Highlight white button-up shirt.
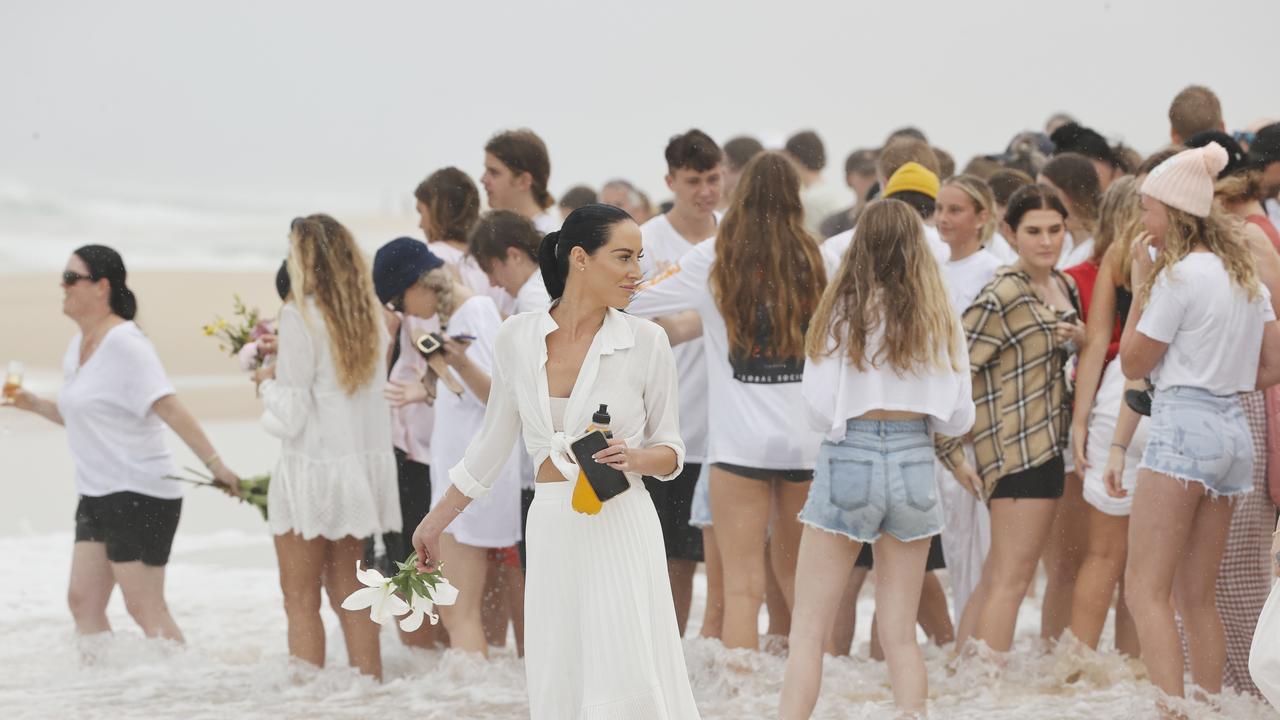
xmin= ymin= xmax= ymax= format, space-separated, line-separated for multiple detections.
xmin=450 ymin=306 xmax=685 ymax=499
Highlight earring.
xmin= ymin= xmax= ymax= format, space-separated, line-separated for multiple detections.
xmin=579 ymin=266 xmax=586 ymax=272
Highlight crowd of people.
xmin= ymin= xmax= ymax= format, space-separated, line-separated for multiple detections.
xmin=8 ymin=83 xmax=1280 ymax=719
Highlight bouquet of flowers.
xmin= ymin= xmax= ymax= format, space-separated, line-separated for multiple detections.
xmin=166 ymin=467 xmax=270 ymax=521
xmin=342 ymin=553 xmax=458 ymax=631
xmin=203 ymin=295 xmax=275 ymax=371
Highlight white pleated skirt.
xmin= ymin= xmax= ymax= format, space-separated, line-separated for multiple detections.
xmin=524 ymin=478 xmax=701 ymax=720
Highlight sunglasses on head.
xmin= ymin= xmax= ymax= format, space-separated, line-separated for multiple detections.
xmin=62 ymin=271 xmax=95 ymax=285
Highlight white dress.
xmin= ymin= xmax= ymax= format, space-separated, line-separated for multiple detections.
xmin=260 ymin=298 xmax=399 ymax=539
xmin=429 ymin=295 xmax=523 ymax=548
xmin=449 ymin=308 xmax=700 ymax=719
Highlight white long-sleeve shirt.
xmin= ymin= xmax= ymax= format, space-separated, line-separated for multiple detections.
xmin=449 ymin=307 xmax=685 ymax=499
xmin=802 ymin=318 xmax=976 ymax=442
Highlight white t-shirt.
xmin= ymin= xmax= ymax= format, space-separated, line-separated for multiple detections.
xmin=431 ymin=295 xmax=522 ymax=547
xmin=803 ymin=317 xmax=974 ymax=441
xmin=532 ymin=212 xmax=561 ymax=236
xmin=943 ymin=249 xmax=1003 ymax=315
xmin=1059 ymin=233 xmax=1094 ymax=269
xmin=628 ymin=237 xmax=824 ymax=470
xmin=801 ymin=181 xmax=850 ymax=235
xmin=1137 ymin=252 xmax=1275 ymax=395
xmin=57 ymin=322 xmax=180 ymax=499
xmin=986 ymin=231 xmax=1019 ymax=265
xmin=639 ymin=213 xmax=711 ymax=463
xmin=429 ymin=241 xmax=516 ymax=317
xmin=515 ymin=271 xmax=551 ymax=314
xmin=824 ymin=224 xmax=950 ymax=269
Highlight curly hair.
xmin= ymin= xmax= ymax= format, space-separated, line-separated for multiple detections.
xmin=1141 ymin=204 xmax=1260 ymax=307
xmin=807 ymin=199 xmax=962 ymax=373
xmin=417 ymin=267 xmax=460 ymax=327
xmin=287 ymin=214 xmax=382 ymax=394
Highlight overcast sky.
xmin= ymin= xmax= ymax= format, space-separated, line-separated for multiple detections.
xmin=2 ymin=0 xmax=1276 ymax=213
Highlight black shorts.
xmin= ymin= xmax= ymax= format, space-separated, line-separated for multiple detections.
xmin=712 ymin=462 xmax=814 ymax=483
xmin=854 ymin=534 xmax=946 ymax=571
xmin=989 ymin=455 xmax=1066 ymax=502
xmin=643 ymin=463 xmax=705 ymax=563
xmin=75 ymin=492 xmax=182 ymax=567
xmin=380 ymin=449 xmax=432 ymax=564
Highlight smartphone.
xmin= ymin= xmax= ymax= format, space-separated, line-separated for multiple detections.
xmin=414 ymin=333 xmax=443 ymax=356
xmin=570 ymin=430 xmax=630 ymax=502
xmin=451 ymin=334 xmax=476 ymax=342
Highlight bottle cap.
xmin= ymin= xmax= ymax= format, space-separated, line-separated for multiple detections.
xmin=593 ymin=403 xmax=610 ymax=425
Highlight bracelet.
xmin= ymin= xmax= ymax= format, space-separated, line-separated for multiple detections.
xmin=203 ymin=452 xmax=221 ymax=469
xmin=1111 ymin=443 xmax=1127 ymax=451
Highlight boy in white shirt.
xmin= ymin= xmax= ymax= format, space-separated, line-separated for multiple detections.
xmin=638 ymin=128 xmax=723 ymax=635
xmin=482 ymin=129 xmax=561 ymax=235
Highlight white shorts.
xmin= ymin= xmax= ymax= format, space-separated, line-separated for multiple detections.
xmin=1082 ymin=360 xmax=1149 ymax=516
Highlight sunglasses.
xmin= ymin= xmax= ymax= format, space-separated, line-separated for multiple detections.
xmin=62 ymin=271 xmax=95 ymax=286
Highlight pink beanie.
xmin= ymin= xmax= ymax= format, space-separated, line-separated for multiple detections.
xmin=1140 ymin=142 xmax=1228 ymax=218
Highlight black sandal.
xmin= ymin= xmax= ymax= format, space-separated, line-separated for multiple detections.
xmin=1124 ymin=383 xmax=1153 ymax=417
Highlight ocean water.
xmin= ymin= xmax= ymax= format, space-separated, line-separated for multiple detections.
xmin=0 ymin=178 xmax=412 ymax=273
xmin=1 ymin=525 xmax=1275 ymax=720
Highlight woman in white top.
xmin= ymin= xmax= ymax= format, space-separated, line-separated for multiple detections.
xmin=413 ymin=204 xmax=699 ymax=719
xmin=627 ymin=152 xmax=829 ymax=651
xmin=8 ymin=246 xmax=240 ymax=642
xmin=1120 ymin=144 xmax=1279 ymax=705
xmin=933 ymin=175 xmax=1003 ymax=628
xmin=780 ymin=200 xmax=974 ymax=719
xmin=415 ymin=167 xmax=519 ymax=316
xmin=253 ymin=215 xmax=399 ymax=680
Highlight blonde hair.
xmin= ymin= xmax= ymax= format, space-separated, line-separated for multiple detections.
xmin=940 ymin=174 xmax=996 ymax=245
xmin=287 ymin=215 xmax=382 ymax=394
xmin=1094 ymin=176 xmax=1143 ymax=283
xmin=417 ymin=267 xmax=460 ymax=327
xmin=1215 ymin=169 xmax=1267 ymax=206
xmin=1140 ymin=203 xmax=1260 ymax=307
xmin=711 ymin=152 xmax=826 ymax=362
xmin=807 ymin=199 xmax=962 ymax=373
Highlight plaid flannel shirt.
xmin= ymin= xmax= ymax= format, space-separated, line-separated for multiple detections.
xmin=936 ymin=267 xmax=1079 ymax=499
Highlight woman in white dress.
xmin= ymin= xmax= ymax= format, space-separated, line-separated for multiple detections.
xmin=413 ymin=204 xmax=700 ymax=719
xmin=254 ymin=215 xmax=399 ymax=680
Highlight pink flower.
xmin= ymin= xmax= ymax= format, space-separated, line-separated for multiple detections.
xmin=250 ymin=320 xmax=276 ymax=341
xmin=237 ymin=341 xmax=261 ymax=372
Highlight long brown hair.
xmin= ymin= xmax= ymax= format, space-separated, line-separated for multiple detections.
xmin=710 ymin=152 xmax=826 ymax=361
xmin=414 ymin=167 xmax=481 ymax=243
xmin=807 ymin=199 xmax=961 ymax=372
xmin=287 ymin=214 xmax=382 ymax=394
xmin=1140 ymin=203 xmax=1259 ymax=306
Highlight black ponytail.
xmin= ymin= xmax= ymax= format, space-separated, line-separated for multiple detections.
xmin=73 ymin=244 xmax=138 ymax=320
xmin=536 ymin=203 xmax=633 ymax=300
xmin=538 ymin=230 xmax=565 ymax=299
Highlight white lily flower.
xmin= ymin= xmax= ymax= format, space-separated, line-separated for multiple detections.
xmin=431 ymin=576 xmax=460 ymax=607
xmin=399 ymin=591 xmax=439 ymax=633
xmin=341 ymin=562 xmax=409 ymax=625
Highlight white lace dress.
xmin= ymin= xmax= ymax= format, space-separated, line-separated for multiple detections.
xmin=259 ymin=299 xmax=399 ymax=539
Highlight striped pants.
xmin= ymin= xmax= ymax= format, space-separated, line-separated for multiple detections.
xmin=1217 ymin=390 xmax=1274 ymax=697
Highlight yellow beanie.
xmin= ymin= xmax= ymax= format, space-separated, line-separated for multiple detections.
xmin=883 ymin=161 xmax=940 ymax=200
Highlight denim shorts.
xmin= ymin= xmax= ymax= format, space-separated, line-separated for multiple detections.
xmin=1139 ymin=385 xmax=1254 ymax=498
xmin=799 ymin=418 xmax=943 ymax=543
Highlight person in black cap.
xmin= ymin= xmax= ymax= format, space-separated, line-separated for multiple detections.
xmin=370 ymin=237 xmax=448 ymax=648
xmin=376 ymin=235 xmax=527 ymax=660
xmin=1050 ymin=122 xmax=1123 ymax=190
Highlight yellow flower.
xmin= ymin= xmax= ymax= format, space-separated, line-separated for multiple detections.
xmin=203 ymin=324 xmax=215 ymax=336
xmin=216 ymin=318 xmax=230 ymax=330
